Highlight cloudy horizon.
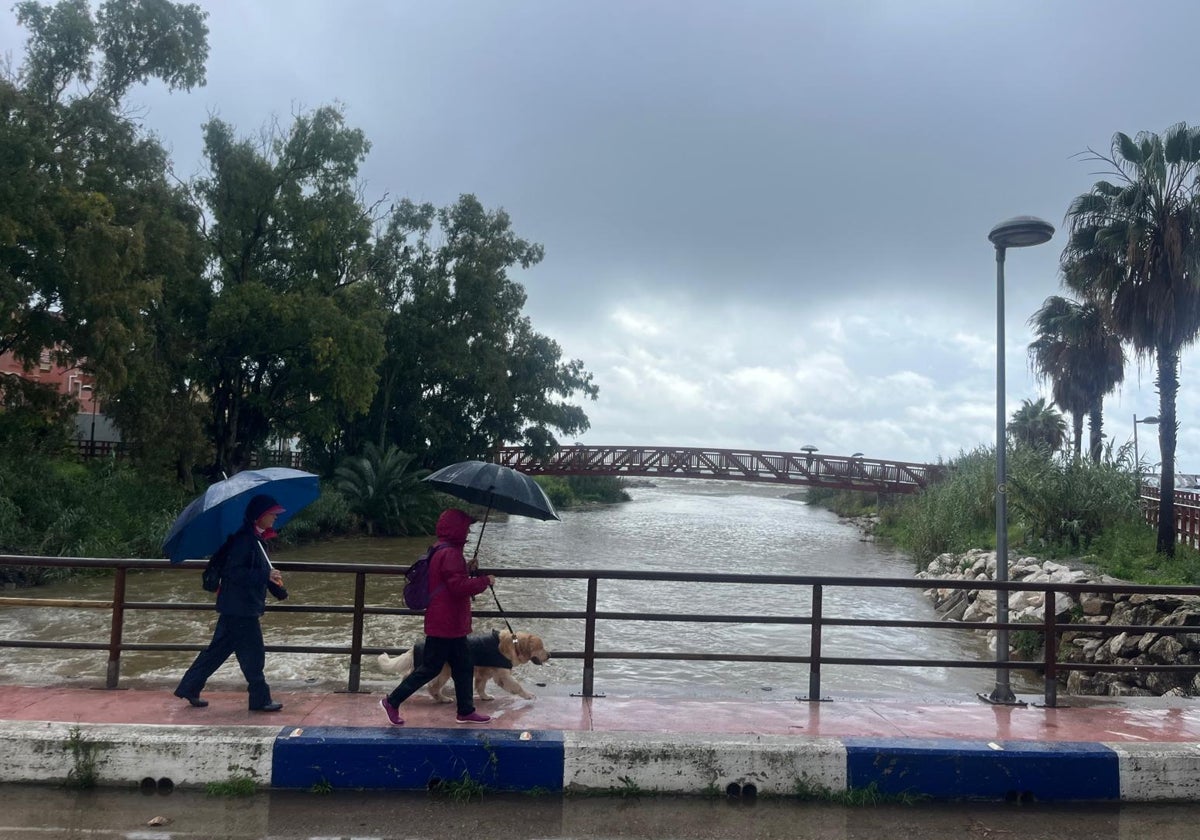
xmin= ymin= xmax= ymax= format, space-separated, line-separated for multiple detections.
xmin=4 ymin=0 xmax=1198 ymax=469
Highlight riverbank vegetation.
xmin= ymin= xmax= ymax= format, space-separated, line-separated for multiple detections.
xmin=0 ymin=1 xmax=622 ymax=581
xmin=1 ymin=2 xmax=596 ymax=488
xmin=807 ymin=444 xmax=1200 ymax=585
xmin=0 ymin=441 xmax=627 ymax=585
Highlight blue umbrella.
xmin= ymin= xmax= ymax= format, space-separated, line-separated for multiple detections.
xmin=163 ymin=468 xmax=320 ymax=563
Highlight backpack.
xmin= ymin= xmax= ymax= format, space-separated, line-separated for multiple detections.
xmin=403 ymin=543 xmax=448 ymax=610
xmin=201 ymin=533 xmax=237 ymax=593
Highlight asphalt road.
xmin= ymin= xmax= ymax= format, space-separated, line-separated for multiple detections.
xmin=1 ymin=786 xmax=1199 ymax=839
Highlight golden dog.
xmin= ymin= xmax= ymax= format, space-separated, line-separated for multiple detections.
xmin=377 ymin=629 xmax=549 ymax=701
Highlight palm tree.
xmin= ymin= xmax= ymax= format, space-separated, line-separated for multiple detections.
xmin=334 ymin=443 xmax=440 ymax=536
xmin=1062 ymin=123 xmax=1200 ymax=555
xmin=1008 ymin=397 xmax=1067 ymax=454
xmin=1027 ymin=294 xmax=1125 ymax=463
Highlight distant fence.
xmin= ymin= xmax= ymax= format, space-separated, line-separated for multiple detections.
xmin=1139 ymin=486 xmax=1200 ymax=549
xmin=75 ymin=441 xmax=303 ymax=470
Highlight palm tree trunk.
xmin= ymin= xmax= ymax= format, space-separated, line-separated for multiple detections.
xmin=1155 ymin=346 xmax=1179 ymax=556
xmin=1087 ymin=403 xmax=1103 ymax=463
xmin=1072 ymin=412 xmax=1084 ymax=460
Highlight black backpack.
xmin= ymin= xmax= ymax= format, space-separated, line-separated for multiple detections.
xmin=403 ymin=543 xmax=448 ymax=610
xmin=201 ymin=533 xmax=237 ymax=593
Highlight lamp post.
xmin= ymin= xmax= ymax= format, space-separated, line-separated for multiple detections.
xmin=1133 ymin=414 xmax=1160 ymax=483
xmin=985 ymin=215 xmax=1054 ymax=705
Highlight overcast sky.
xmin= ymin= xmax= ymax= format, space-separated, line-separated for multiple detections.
xmin=6 ymin=0 xmax=1200 ymax=469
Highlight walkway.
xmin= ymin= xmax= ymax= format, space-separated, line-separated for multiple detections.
xmin=2 ymin=683 xmax=1199 ymax=801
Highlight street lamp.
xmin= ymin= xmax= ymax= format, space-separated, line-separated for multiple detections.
xmin=985 ymin=215 xmax=1054 ymax=705
xmin=1133 ymin=414 xmax=1160 ymax=481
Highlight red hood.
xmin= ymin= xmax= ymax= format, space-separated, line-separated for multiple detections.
xmin=434 ymin=509 xmax=473 ymax=546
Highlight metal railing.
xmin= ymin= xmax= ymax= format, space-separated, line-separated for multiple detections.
xmin=2 ymin=554 xmax=1198 ymax=706
xmin=1139 ymin=486 xmax=1200 ymax=549
xmin=492 ymin=444 xmax=943 ymax=494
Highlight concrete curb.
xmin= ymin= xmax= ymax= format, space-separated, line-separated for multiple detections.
xmin=3 ymin=720 xmax=1199 ymax=801
xmin=0 ymin=721 xmax=275 ymax=789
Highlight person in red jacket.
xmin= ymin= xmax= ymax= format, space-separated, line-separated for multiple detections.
xmin=380 ymin=508 xmax=495 ymax=725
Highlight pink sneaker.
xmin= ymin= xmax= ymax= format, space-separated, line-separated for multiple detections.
xmin=456 ymin=710 xmax=491 ymax=724
xmin=380 ymin=697 xmax=404 ymax=726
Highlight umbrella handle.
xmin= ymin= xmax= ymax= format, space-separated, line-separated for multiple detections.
xmin=469 ymin=503 xmax=493 ymax=570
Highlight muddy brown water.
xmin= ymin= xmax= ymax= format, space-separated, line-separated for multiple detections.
xmin=0 ymin=479 xmax=1037 ymax=698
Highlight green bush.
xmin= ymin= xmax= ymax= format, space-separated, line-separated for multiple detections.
xmin=877 ymin=447 xmax=997 ymax=562
xmin=277 ymin=486 xmax=357 ymax=545
xmin=1006 ymin=447 xmax=1139 ymax=554
xmin=533 ymin=476 xmax=572 ymax=509
xmin=1083 ymin=519 xmax=1200 ymax=584
xmin=0 ymin=454 xmax=189 ymax=583
xmin=567 ymin=475 xmax=630 ymax=504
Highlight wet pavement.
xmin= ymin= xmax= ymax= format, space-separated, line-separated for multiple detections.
xmin=2 ymin=682 xmax=1199 ymax=744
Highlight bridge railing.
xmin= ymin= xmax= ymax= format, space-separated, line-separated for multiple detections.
xmin=3 ymin=555 xmax=1198 ymax=706
xmin=493 ymin=445 xmax=944 ymax=493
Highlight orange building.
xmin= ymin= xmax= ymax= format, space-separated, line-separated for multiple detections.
xmin=0 ymin=348 xmax=98 ymax=413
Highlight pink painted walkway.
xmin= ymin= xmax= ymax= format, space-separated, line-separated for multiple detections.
xmin=3 ymin=683 xmax=1199 ymax=744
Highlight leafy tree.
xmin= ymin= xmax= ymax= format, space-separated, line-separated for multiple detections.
xmin=1028 ymin=294 xmax=1125 ymax=462
xmin=334 ymin=443 xmax=439 ymax=535
xmin=0 ymin=376 xmax=76 ymax=455
xmin=1 ymin=0 xmax=208 ymax=390
xmin=1063 ymin=124 xmax=1200 ymax=555
xmin=194 ymin=107 xmax=386 ymax=475
xmin=1008 ymin=397 xmax=1066 ymax=454
xmin=352 ymin=195 xmax=598 ymax=468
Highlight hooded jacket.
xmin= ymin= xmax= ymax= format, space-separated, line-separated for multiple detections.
xmin=215 ymin=495 xmax=288 ymax=617
xmin=424 ymin=509 xmax=491 ymax=638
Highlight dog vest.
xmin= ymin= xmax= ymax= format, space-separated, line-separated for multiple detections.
xmin=412 ymin=630 xmax=514 ymax=670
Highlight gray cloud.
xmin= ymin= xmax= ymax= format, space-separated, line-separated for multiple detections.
xmin=4 ymin=0 xmax=1198 ymax=466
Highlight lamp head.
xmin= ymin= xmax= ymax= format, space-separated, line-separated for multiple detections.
xmin=988 ymin=216 xmax=1055 ymax=249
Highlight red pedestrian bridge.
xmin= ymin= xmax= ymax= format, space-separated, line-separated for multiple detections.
xmin=492 ymin=445 xmax=944 ymax=494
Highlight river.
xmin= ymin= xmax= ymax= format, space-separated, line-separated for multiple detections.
xmin=0 ymin=479 xmax=1035 ymax=698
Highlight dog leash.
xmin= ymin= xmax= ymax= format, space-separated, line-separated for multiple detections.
xmin=488 ymin=584 xmax=517 ymax=639
xmin=469 ymin=544 xmax=517 ymax=639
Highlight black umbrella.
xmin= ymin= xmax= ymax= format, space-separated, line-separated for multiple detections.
xmin=424 ymin=460 xmax=559 ymax=522
xmin=424 ymin=459 xmax=558 ymax=572
xmin=423 ymin=460 xmax=559 ymax=635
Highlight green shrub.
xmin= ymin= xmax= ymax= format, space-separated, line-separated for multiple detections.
xmin=278 ymin=485 xmax=357 ymax=545
xmin=1006 ymin=447 xmax=1139 ymax=554
xmin=877 ymin=447 xmax=997 ymax=562
xmin=533 ymin=475 xmax=572 ymax=509
xmin=566 ymin=475 xmax=630 ymax=504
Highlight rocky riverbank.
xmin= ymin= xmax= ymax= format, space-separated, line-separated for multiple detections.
xmin=917 ymin=549 xmax=1200 ymax=697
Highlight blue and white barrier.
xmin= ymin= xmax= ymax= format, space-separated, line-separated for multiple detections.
xmin=3 ymin=721 xmax=1199 ymax=801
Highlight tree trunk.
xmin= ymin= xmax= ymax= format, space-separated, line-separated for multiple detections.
xmin=1087 ymin=403 xmax=1103 ymax=464
xmin=1155 ymin=346 xmax=1179 ymax=556
xmin=1072 ymin=412 xmax=1084 ymax=460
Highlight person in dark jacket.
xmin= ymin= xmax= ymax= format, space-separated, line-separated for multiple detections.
xmin=380 ymin=508 xmax=495 ymax=725
xmin=174 ymin=494 xmax=289 ymax=711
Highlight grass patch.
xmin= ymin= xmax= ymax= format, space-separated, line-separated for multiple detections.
xmin=205 ymin=776 xmax=258 ymax=797
xmin=63 ymin=727 xmax=100 ymax=790
xmin=794 ymin=778 xmax=925 ymax=805
xmin=435 ymin=772 xmax=489 ymax=803
xmin=607 ymin=775 xmax=644 ymax=798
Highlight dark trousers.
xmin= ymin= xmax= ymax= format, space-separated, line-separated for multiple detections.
xmin=387 ymin=635 xmax=475 ymax=716
xmin=176 ymin=614 xmax=272 ymax=709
